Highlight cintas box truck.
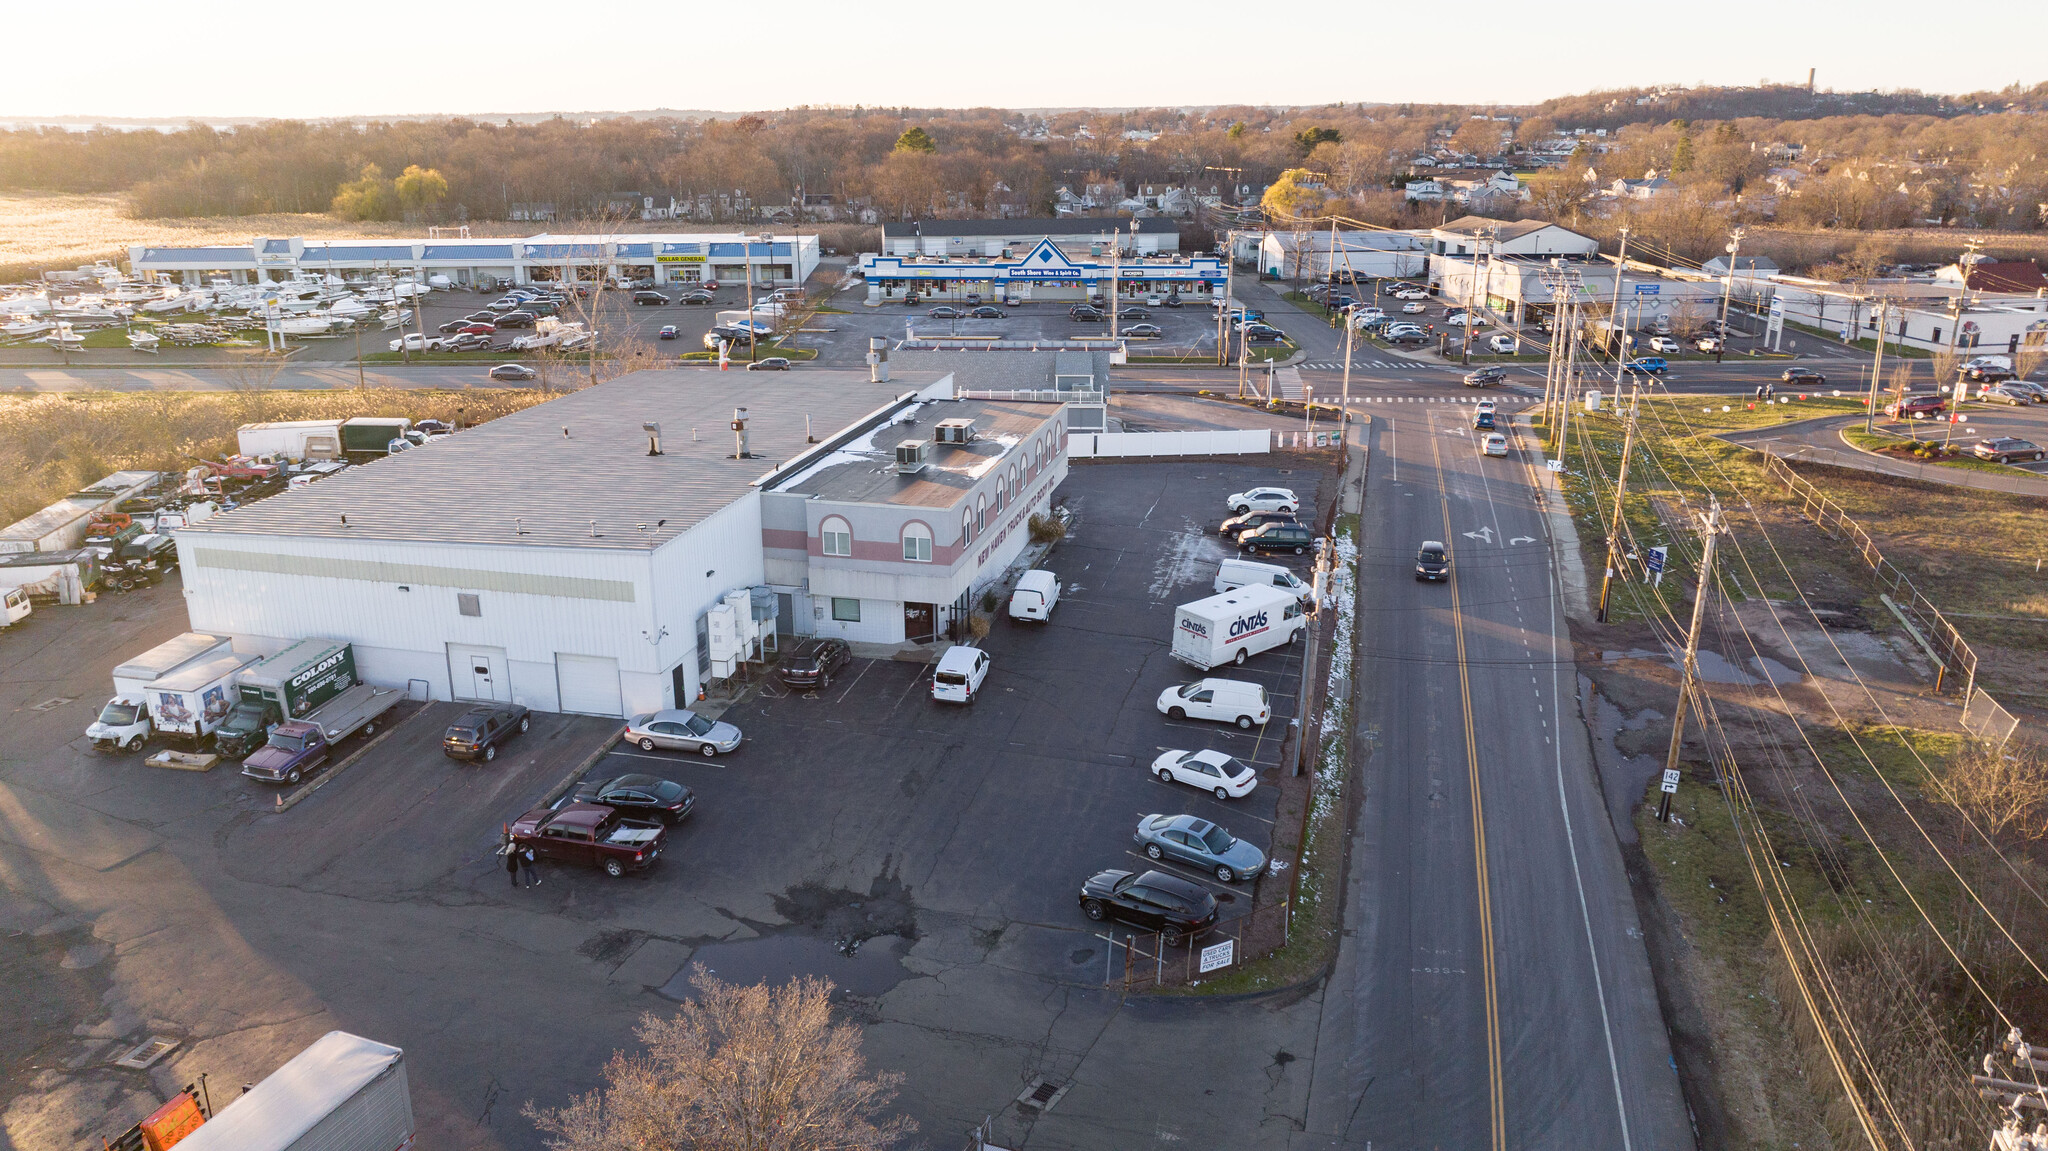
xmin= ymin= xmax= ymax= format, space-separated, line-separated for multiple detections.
xmin=1170 ymin=583 xmax=1307 ymax=670
xmin=213 ymin=639 xmax=357 ymax=759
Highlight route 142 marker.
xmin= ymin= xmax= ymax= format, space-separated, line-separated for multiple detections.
xmin=1656 ymin=768 xmax=1682 ymax=822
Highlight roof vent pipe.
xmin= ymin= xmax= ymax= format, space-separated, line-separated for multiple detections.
xmin=644 ymin=421 xmax=663 ymax=456
xmin=588 ymin=520 xmax=600 ymax=537
xmin=732 ymin=407 xmax=751 ymax=459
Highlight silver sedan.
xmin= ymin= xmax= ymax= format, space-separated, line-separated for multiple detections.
xmin=623 ymin=709 xmax=742 ymax=757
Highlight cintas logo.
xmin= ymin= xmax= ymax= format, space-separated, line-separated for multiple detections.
xmin=1228 ymin=611 xmax=1269 ymax=638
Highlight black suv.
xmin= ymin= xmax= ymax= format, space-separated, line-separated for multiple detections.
xmin=632 ymin=291 xmax=670 ymax=305
xmin=442 ymin=704 xmax=531 ymax=762
xmin=496 ymin=311 xmax=537 ymax=328
xmin=777 ymin=638 xmax=852 ymax=689
xmin=1239 ymin=523 xmax=1314 ymax=555
xmin=571 ymin=773 xmax=697 ymax=823
xmin=1079 ymin=869 xmax=1218 ymax=945
xmin=1219 ymin=509 xmax=1296 ymax=540
xmin=1069 ymin=305 xmax=1105 ymax=321
xmin=1416 ymin=540 xmax=1449 ymax=582
xmin=1781 ymin=367 xmax=1826 ymax=386
xmin=1464 ymin=366 xmax=1505 ymax=387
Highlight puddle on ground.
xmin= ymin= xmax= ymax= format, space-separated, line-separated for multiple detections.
xmin=1751 ymin=655 xmax=1807 ymax=686
xmin=1602 ymin=647 xmax=1805 ymax=687
xmin=658 ymin=933 xmax=913 ymax=1000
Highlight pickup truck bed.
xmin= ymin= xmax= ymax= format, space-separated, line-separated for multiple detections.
xmin=307 ymin=683 xmax=400 ymax=741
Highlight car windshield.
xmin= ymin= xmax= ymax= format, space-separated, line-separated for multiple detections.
xmin=98 ymin=701 xmax=139 ymax=725
xmin=1177 ymin=682 xmax=1202 ymax=699
xmin=1200 ymin=826 xmax=1236 ymax=854
xmin=1422 ymin=548 xmax=1445 ymax=562
xmin=683 ymin=714 xmax=715 ymax=736
xmin=268 ymin=733 xmax=306 ymax=752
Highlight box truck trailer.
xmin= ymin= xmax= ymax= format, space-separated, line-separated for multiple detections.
xmin=237 ymin=420 xmax=343 ymax=462
xmin=87 ymin=632 xmax=233 ymax=752
xmin=148 ymin=649 xmax=264 ymax=745
xmin=214 ymin=639 xmax=357 ymax=759
xmin=172 ymin=1031 xmax=412 ymax=1151
xmin=0 ymin=548 xmax=99 ymax=603
xmin=1170 ymin=583 xmax=1306 ymax=670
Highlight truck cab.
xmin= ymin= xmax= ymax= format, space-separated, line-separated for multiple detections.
xmin=240 ymin=720 xmax=329 ymax=785
xmin=212 ymin=697 xmax=283 ymax=759
xmin=86 ymin=696 xmax=151 ymax=752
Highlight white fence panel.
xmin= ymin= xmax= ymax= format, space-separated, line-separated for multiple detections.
xmin=1066 ymin=430 xmax=1272 ymax=459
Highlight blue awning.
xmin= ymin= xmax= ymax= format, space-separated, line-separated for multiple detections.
xmin=421 ymin=244 xmax=516 ymax=260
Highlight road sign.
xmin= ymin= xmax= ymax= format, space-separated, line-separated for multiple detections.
xmin=1547 ymin=459 xmax=1565 ymax=472
xmin=1199 ymin=939 xmax=1236 ymax=974
xmin=1633 ymin=283 xmax=1661 ymax=296
xmin=1646 ymin=546 xmax=1668 ymax=573
xmin=1660 ymin=769 xmax=1682 ymax=794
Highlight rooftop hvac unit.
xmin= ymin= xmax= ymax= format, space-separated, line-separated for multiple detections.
xmin=934 ymin=418 xmax=978 ymax=444
xmin=896 ymin=439 xmax=932 ymax=474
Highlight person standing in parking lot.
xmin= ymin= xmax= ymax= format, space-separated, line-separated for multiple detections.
xmin=503 ymin=839 xmax=520 ymax=887
xmin=519 ymin=843 xmax=540 ymax=887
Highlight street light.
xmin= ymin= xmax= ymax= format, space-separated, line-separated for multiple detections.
xmin=1714 ymin=228 xmax=1744 ymax=364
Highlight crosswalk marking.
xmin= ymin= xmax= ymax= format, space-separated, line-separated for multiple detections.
xmin=1342 ymin=396 xmax=1534 ymax=405
xmin=1300 ymin=360 xmax=1438 ymax=370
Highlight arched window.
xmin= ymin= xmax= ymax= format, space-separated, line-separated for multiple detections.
xmin=976 ymin=495 xmax=987 ymax=533
xmin=820 ymin=516 xmax=852 ymax=557
xmin=902 ymin=522 xmax=932 ymax=562
xmin=961 ymin=507 xmax=974 ymax=545
xmin=1010 ymin=464 xmax=1020 ymax=498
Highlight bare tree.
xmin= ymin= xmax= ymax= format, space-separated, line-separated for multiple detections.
xmin=524 ymin=968 xmax=914 ymax=1151
xmin=2016 ymin=335 xmax=2047 ymax=382
xmin=1669 ymin=297 xmax=1708 ymax=340
xmin=1942 ymin=741 xmax=2048 ymax=841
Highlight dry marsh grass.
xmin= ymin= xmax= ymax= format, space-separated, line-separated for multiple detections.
xmin=0 ymin=388 xmax=559 ymax=523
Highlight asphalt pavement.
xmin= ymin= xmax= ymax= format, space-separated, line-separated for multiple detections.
xmin=1302 ymin=402 xmax=1690 ymax=1149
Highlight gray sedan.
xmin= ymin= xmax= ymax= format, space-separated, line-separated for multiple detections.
xmin=1134 ymin=813 xmax=1266 ymax=883
xmin=624 ymin=709 xmax=742 ymax=757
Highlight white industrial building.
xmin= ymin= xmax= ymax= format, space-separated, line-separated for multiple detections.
xmin=1258 ymin=231 xmax=1429 ymax=282
xmin=881 ymin=218 xmax=1180 ymax=257
xmin=131 ymin=232 xmax=821 ymax=290
xmin=174 ymin=366 xmax=1075 ymax=718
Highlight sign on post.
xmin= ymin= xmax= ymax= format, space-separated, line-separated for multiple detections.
xmin=1198 ymin=939 xmax=1236 ymax=974
xmin=1646 ymin=546 xmax=1667 ymax=573
xmin=1660 ymin=768 xmax=1682 ymax=794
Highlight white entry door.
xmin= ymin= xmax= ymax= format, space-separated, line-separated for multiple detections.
xmin=555 ymin=653 xmax=623 ymax=717
xmin=448 ymin=644 xmax=512 ymax=702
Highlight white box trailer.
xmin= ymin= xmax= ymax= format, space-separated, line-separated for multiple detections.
xmin=148 ymin=648 xmax=263 ymax=743
xmin=1171 ymin=583 xmax=1306 ymax=670
xmin=0 ymin=548 xmax=98 ymax=603
xmin=0 ymin=470 xmax=160 ymax=555
xmin=238 ymin=420 xmax=343 ymax=462
xmin=176 ymin=1031 xmax=412 ymax=1151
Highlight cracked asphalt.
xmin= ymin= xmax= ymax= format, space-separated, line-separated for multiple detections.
xmin=2 ymin=459 xmax=1358 ymax=1151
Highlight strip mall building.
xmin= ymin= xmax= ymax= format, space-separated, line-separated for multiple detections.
xmin=859 ymin=238 xmax=1225 ymax=306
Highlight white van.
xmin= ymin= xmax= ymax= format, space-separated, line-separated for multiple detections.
xmin=1171 ymin=584 xmax=1306 ymax=670
xmin=1214 ymin=558 xmax=1312 ymax=605
xmin=932 ymin=646 xmax=990 ymax=704
xmin=1156 ymin=678 xmax=1271 ymax=729
xmin=0 ymin=585 xmax=29 ymax=628
xmin=1008 ymin=570 xmax=1060 ymax=622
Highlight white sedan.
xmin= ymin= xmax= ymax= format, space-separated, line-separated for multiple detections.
xmin=1393 ymin=288 xmax=1429 ymax=300
xmin=1225 ymin=487 xmax=1298 ymax=515
xmin=1151 ymin=749 xmax=1259 ymax=800
xmin=1401 ymin=301 xmax=1426 ymax=313
xmin=1481 ymin=432 xmax=1509 ymax=456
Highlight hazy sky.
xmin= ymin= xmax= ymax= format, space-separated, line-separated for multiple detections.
xmin=8 ymin=0 xmax=2045 ymax=121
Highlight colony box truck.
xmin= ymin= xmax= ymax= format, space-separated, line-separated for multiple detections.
xmin=173 ymin=1030 xmax=413 ymax=1151
xmin=87 ymin=632 xmax=232 ymax=752
xmin=213 ymin=639 xmax=357 ymax=759
xmin=1171 ymin=584 xmax=1306 ymax=670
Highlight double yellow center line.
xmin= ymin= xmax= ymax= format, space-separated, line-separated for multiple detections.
xmin=1430 ymin=417 xmax=1507 ymax=1151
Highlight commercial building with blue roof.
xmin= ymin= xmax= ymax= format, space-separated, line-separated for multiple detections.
xmin=130 ymin=231 xmax=820 ymax=289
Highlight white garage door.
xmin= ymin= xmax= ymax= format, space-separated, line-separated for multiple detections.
xmin=555 ymin=653 xmax=623 ymax=717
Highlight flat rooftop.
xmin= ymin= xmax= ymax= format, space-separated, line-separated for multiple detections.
xmin=767 ymin=398 xmax=1061 ymax=508
xmin=181 ymin=370 xmax=945 ymax=551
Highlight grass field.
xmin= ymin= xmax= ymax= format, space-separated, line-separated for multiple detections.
xmin=0 ymin=388 xmax=560 ymax=524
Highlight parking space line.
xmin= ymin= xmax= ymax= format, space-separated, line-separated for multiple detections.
xmin=1122 ymin=850 xmax=1254 ymax=895
xmin=831 ymin=657 xmax=881 ymax=704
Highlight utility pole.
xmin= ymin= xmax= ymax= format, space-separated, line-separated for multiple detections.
xmin=1864 ymin=300 xmax=1886 ymax=434
xmin=1596 ymin=386 xmax=1639 ymax=623
xmin=1340 ymin=305 xmax=1355 ymax=425
xmin=1714 ymin=227 xmax=1744 ymax=364
xmin=1658 ymin=502 xmax=1723 ymax=822
xmin=1975 ymin=1027 xmax=2048 ymax=1150
xmin=1217 ymin=228 xmax=1235 ymax=366
xmin=1606 ymin=225 xmax=1631 ymax=387
xmin=1108 ymin=228 xmax=1121 ymax=341
xmin=744 ymin=233 xmax=756 ymax=363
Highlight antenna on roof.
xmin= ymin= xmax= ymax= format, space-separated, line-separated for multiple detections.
xmin=588 ymin=520 xmax=600 ymax=537
xmin=514 ymin=517 xmax=528 ymax=535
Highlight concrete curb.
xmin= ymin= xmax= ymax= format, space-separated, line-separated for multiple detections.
xmin=536 ymin=726 xmax=628 ymax=809
xmin=272 ymin=706 xmax=417 ymax=813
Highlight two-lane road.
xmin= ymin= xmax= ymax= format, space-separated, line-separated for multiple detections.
xmin=1306 ymin=402 xmax=1688 ymax=1149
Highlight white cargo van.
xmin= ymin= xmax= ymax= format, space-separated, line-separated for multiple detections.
xmin=1171 ymin=584 xmax=1306 ymax=670
xmin=0 ymin=585 xmax=28 ymax=628
xmin=1214 ymin=558 xmax=1312 ymax=605
xmin=1156 ymin=679 xmax=1271 ymax=729
xmin=932 ymin=646 xmax=990 ymax=704
xmin=1008 ymin=570 xmax=1060 ymax=622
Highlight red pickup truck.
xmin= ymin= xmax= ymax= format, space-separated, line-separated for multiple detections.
xmin=509 ymin=802 xmax=666 ymax=877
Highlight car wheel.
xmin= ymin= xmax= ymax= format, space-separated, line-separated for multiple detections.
xmin=820 ymin=674 xmax=832 ymax=689
xmin=1082 ymin=899 xmax=1106 ymax=921
xmin=1168 ymin=706 xmax=1186 ymax=719
xmin=1145 ymin=843 xmax=1165 ymax=861
xmin=701 ymin=743 xmax=718 ymax=758
xmin=2037 ymin=453 xmax=2044 ymax=462
xmin=1157 ymin=767 xmax=1175 ymax=784
xmin=484 ymin=745 xmax=496 ymax=762
xmin=1216 ymin=865 xmax=1237 ymax=883
xmin=286 ymin=768 xmax=302 ymax=785
xmin=1233 ymin=504 xmax=1250 ymax=515
xmin=1288 ymin=629 xmax=1300 ymax=646
xmin=1233 ymin=647 xmax=1248 ymax=666
xmin=518 ymin=716 xmax=530 ymax=733
xmin=639 ymin=737 xmax=657 ymax=752
xmin=1215 ymin=786 xmax=1230 ymax=800
xmin=604 ymin=858 xmax=625 ymax=878
xmin=1236 ymin=715 xmax=1255 ymax=730
xmin=363 ymin=722 xmax=375 ymax=736
xmin=124 ymin=735 xmax=145 ymax=752
xmin=1294 ymin=545 xmax=1306 ymax=555
xmin=1162 ymin=927 xmax=1184 ymax=947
